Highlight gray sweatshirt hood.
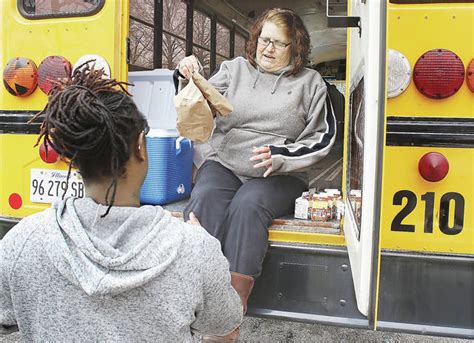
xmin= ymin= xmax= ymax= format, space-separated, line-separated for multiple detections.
xmin=44 ymin=197 xmax=183 ymax=296
xmin=253 ymin=63 xmax=293 ymax=94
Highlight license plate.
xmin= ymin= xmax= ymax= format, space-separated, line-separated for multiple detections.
xmin=30 ymin=169 xmax=85 ymax=203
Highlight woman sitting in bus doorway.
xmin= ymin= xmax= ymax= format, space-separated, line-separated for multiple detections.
xmin=178 ymin=7 xmax=336 ymax=340
xmin=0 ymin=67 xmax=243 ymax=341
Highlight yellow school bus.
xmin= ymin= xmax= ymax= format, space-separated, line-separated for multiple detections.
xmin=0 ymin=0 xmax=472 ymax=339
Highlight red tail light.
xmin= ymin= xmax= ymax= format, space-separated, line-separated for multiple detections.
xmin=467 ymin=59 xmax=474 ymax=92
xmin=413 ymin=49 xmax=464 ymax=99
xmin=39 ymin=140 xmax=59 ymax=163
xmin=38 ymin=56 xmax=72 ymax=94
xmin=418 ymin=152 xmax=449 ymax=182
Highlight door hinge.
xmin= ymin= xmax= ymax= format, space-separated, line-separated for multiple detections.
xmin=326 ymin=1 xmax=362 ymax=37
xmin=126 ymin=37 xmax=131 ymax=64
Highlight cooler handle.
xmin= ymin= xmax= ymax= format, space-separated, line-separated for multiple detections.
xmin=175 ymin=137 xmax=191 ymax=156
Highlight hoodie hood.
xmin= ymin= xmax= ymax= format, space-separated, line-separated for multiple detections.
xmin=253 ymin=63 xmax=293 ymax=94
xmin=44 ymin=197 xmax=183 ymax=296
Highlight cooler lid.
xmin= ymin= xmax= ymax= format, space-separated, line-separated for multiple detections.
xmin=147 ymin=128 xmax=179 ymax=137
xmin=128 ymin=69 xmax=177 ymax=131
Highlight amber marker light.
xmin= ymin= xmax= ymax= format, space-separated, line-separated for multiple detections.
xmin=466 ymin=59 xmax=474 ymax=92
xmin=2 ymin=57 xmax=38 ymax=97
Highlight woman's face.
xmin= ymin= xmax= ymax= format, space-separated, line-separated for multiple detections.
xmin=256 ymin=21 xmax=292 ymax=73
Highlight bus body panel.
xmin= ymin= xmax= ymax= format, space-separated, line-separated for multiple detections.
xmin=0 ymin=0 xmax=128 ymax=219
xmin=376 ymin=1 xmax=474 ymax=338
xmin=380 ymin=146 xmax=473 ymax=255
xmin=386 ymin=3 xmax=473 ymax=119
xmin=380 ymin=1 xmax=474 ymax=256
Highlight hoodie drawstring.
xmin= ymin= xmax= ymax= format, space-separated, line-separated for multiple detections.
xmin=271 ymin=70 xmax=287 ymax=94
xmin=252 ymin=65 xmax=261 ymax=89
xmin=252 ymin=64 xmax=289 ymax=94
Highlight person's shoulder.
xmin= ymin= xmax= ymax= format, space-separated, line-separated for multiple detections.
xmin=3 ymin=209 xmax=52 ymax=241
xmin=298 ymin=67 xmax=324 ymax=82
xmin=1 ymin=209 xmax=53 ymax=265
xmin=220 ymin=56 xmax=253 ymax=72
xmin=164 ymin=214 xmax=213 ymax=242
xmin=166 ymin=215 xmax=221 ymax=255
xmin=221 ymin=56 xmax=247 ymax=67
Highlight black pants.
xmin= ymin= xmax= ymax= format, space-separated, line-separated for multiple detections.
xmin=184 ymin=160 xmax=306 ymax=277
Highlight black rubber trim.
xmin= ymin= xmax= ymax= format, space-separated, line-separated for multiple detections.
xmin=17 ymin=0 xmax=105 ymax=20
xmin=386 ymin=116 xmax=474 ymax=147
xmin=0 ymin=110 xmax=43 ymax=134
xmin=368 ymin=0 xmax=387 ymax=329
xmin=0 ymin=217 xmax=20 ymax=240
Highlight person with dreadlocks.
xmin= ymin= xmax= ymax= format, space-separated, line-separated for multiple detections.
xmin=0 ymin=66 xmax=242 ymax=341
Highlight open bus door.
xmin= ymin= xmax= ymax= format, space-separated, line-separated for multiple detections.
xmin=340 ymin=0 xmax=386 ymax=319
xmin=0 ymin=0 xmax=129 ymax=234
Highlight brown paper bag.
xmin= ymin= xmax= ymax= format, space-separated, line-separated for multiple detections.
xmin=192 ymin=72 xmax=233 ymax=116
xmin=174 ymin=77 xmax=214 ymax=143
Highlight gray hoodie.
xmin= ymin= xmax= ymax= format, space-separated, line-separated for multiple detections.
xmin=0 ymin=197 xmax=242 ymax=341
xmin=204 ymin=57 xmax=336 ymax=182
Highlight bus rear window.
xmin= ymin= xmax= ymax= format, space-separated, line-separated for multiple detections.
xmin=19 ymin=0 xmax=104 ymax=19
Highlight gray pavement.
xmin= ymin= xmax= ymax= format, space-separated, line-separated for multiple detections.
xmin=237 ymin=317 xmax=470 ymax=342
xmin=2 ymin=317 xmax=470 ymax=342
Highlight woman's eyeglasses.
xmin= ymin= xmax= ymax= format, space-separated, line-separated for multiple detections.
xmin=258 ymin=36 xmax=291 ymax=50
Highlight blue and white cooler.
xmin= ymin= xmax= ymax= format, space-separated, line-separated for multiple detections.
xmin=128 ymin=69 xmax=193 ymax=205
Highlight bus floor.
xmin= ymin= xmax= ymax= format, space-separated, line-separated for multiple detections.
xmin=163 ymin=199 xmax=342 ymax=237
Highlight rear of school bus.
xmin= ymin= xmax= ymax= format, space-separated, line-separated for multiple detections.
xmin=247 ymin=0 xmax=473 ymax=338
xmin=376 ymin=1 xmax=474 ymax=338
xmin=0 ymin=0 xmax=128 ymax=237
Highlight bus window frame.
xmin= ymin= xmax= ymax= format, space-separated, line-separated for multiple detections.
xmin=17 ymin=0 xmax=105 ymax=20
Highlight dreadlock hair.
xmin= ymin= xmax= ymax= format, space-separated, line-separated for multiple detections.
xmin=31 ymin=64 xmax=149 ymax=217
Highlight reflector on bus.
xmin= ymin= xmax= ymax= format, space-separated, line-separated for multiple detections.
xmin=413 ymin=49 xmax=464 ymax=99
xmin=418 ymin=152 xmax=449 ymax=182
xmin=39 ymin=140 xmax=60 ymax=164
xmin=73 ymin=54 xmax=111 ymax=78
xmin=387 ymin=49 xmax=411 ymax=98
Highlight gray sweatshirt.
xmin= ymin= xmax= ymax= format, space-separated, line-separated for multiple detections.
xmin=205 ymin=57 xmax=336 ymax=182
xmin=0 ymin=197 xmax=242 ymax=341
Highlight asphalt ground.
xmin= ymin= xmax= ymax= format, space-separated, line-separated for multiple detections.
xmin=1 ymin=316 xmax=471 ymax=342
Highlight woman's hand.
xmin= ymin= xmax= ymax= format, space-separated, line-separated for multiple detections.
xmin=178 ymin=55 xmax=200 ymax=80
xmin=250 ymin=146 xmax=273 ymax=177
xmin=186 ymin=212 xmax=201 ymax=226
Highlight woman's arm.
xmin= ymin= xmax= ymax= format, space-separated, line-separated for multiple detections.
xmin=191 ymin=234 xmax=243 ymax=336
xmin=269 ymin=82 xmax=337 ymax=173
